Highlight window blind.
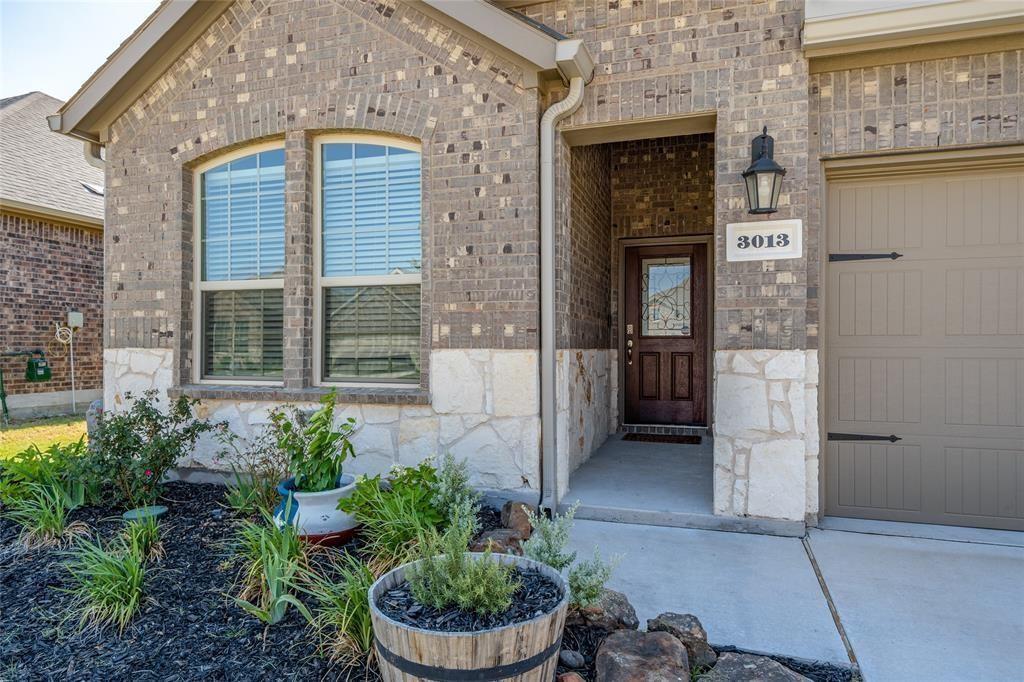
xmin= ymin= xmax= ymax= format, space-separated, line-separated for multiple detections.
xmin=323 ymin=285 xmax=420 ymax=380
xmin=203 ymin=289 xmax=283 ymax=379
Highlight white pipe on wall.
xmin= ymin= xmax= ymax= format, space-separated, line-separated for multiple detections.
xmin=539 ymin=76 xmax=585 ymax=511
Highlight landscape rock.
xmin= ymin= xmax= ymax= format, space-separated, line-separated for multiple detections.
xmin=595 ymin=630 xmax=689 ymax=681
xmin=559 ymin=648 xmax=585 ymax=669
xmin=501 ymin=500 xmax=535 ymax=538
xmin=702 ymin=653 xmax=811 ymax=681
xmin=568 ymin=588 xmax=639 ymax=633
xmin=647 ymin=612 xmax=718 ymax=669
xmin=468 ymin=528 xmax=523 ymax=555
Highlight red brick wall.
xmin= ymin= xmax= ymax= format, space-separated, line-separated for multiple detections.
xmin=0 ymin=212 xmax=103 ymax=397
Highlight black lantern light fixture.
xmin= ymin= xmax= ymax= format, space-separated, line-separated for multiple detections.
xmin=742 ymin=126 xmax=786 ymax=215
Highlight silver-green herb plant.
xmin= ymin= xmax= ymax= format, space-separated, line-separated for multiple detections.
xmin=521 ymin=501 xmax=579 ymax=571
xmin=567 ymin=548 xmax=621 ymax=608
xmin=431 ymin=453 xmax=481 ymax=527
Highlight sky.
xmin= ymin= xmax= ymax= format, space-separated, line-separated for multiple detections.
xmin=0 ymin=0 xmax=160 ymax=102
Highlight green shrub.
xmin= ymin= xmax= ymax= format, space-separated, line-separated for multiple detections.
xmin=62 ymin=534 xmax=147 ymax=633
xmin=215 ymin=425 xmax=292 ymax=516
xmin=339 ymin=461 xmax=443 ymax=575
xmin=407 ymin=515 xmax=518 ymax=616
xmin=522 ymin=502 xmax=579 ymax=571
xmin=118 ymin=517 xmax=164 ymax=563
xmin=431 ymin=453 xmax=480 ymax=527
xmin=230 ymin=511 xmax=310 ymax=625
xmin=0 ymin=438 xmax=92 ymax=508
xmin=296 ymin=552 xmax=376 ymax=666
xmin=3 ymin=482 xmax=88 ymax=548
xmin=567 ymin=549 xmax=620 ymax=608
xmin=272 ymin=392 xmax=355 ymax=493
xmin=82 ymin=391 xmax=217 ymax=508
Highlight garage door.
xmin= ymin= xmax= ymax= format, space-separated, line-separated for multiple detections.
xmin=826 ymin=165 xmax=1024 ymax=530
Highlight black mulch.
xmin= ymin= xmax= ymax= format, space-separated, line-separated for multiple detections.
xmin=0 ymin=482 xmax=379 ymax=682
xmin=376 ymin=568 xmax=563 ymax=633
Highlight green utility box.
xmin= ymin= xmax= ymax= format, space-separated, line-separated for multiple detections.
xmin=26 ymin=356 xmax=51 ymax=382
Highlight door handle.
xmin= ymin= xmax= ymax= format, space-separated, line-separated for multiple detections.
xmin=626 ymin=339 xmax=633 ymax=365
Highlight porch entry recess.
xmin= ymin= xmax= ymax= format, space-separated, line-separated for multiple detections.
xmin=623 ymin=243 xmax=708 ymax=426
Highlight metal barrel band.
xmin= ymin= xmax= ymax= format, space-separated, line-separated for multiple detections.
xmin=374 ymin=634 xmax=562 ymax=681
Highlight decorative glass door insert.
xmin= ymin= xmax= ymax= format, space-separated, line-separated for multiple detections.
xmin=641 ymin=257 xmax=692 ymax=336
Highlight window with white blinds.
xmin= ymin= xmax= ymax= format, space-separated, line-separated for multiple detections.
xmin=318 ymin=139 xmax=422 ymax=382
xmin=197 ymin=146 xmax=285 ymax=381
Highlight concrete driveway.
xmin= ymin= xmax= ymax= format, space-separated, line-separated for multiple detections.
xmin=567 ymin=519 xmax=1024 ymax=681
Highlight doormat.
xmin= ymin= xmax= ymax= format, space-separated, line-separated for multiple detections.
xmin=622 ymin=433 xmax=702 ymax=445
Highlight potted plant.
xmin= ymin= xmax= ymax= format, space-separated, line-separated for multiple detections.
xmin=273 ymin=391 xmax=358 ymax=545
xmin=368 ymin=512 xmax=569 ymax=681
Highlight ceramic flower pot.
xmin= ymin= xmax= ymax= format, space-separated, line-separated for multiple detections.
xmin=274 ymin=473 xmax=358 ymax=545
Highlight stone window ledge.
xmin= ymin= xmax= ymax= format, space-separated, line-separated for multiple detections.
xmin=168 ymin=384 xmax=430 ymax=405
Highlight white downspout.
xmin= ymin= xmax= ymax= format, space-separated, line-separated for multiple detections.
xmin=539 ymin=75 xmax=585 ymax=511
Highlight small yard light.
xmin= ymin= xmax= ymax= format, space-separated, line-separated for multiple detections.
xmin=742 ymin=126 xmax=786 ymax=214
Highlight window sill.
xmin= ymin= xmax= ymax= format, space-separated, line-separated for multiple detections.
xmin=168 ymin=384 xmax=429 ymax=405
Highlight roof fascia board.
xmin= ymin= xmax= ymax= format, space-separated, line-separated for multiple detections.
xmin=803 ymin=0 xmax=1024 ymax=56
xmin=54 ymin=0 xmax=231 ymax=142
xmin=420 ymin=0 xmax=558 ymax=71
xmin=0 ymin=199 xmax=103 ymax=229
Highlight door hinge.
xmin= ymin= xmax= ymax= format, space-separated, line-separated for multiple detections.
xmin=827 ymin=432 xmax=902 ymax=443
xmin=828 ymin=252 xmax=903 ymax=262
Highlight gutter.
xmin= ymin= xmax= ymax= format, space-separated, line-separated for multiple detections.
xmin=538 ymin=39 xmax=594 ymax=511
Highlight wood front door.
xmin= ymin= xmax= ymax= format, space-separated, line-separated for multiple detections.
xmin=623 ymin=244 xmax=707 ymax=426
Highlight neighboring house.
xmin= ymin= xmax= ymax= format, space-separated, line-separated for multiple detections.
xmin=49 ymin=0 xmax=1023 ymax=532
xmin=0 ymin=92 xmax=104 ymax=419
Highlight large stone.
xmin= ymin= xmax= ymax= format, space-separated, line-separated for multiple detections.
xmin=701 ymin=653 xmax=810 ymax=681
xmin=469 ymin=528 xmax=523 ymax=555
xmin=568 ymin=588 xmax=639 ymax=633
xmin=647 ymin=613 xmax=718 ymax=669
xmin=451 ymin=424 xmax=521 ymax=490
xmin=397 ymin=417 xmax=439 ymax=466
xmin=714 ymin=373 xmax=769 ymax=437
xmin=764 ymin=351 xmax=805 ymax=380
xmin=746 ymin=440 xmax=806 ymax=521
xmin=501 ymin=500 xmax=535 ymax=538
xmin=430 ymin=350 xmax=484 ymax=414
xmin=595 ymin=630 xmax=689 ymax=682
xmin=492 ymin=351 xmax=539 ymax=417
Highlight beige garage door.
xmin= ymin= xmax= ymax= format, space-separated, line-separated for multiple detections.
xmin=826 ymin=164 xmax=1024 ymax=530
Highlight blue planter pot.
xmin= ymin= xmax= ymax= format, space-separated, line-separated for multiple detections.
xmin=274 ymin=473 xmax=358 ymax=545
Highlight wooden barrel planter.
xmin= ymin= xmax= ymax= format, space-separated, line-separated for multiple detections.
xmin=369 ymin=554 xmax=569 ymax=681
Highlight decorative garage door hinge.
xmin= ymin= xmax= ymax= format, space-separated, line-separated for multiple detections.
xmin=827 ymin=432 xmax=902 ymax=443
xmin=828 ymin=252 xmax=903 ymax=262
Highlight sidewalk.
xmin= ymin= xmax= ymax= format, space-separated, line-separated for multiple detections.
xmin=567 ymin=519 xmax=1024 ymax=681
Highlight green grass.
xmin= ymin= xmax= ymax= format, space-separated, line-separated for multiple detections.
xmin=0 ymin=416 xmax=87 ymax=459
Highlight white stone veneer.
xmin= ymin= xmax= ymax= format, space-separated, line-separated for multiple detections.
xmin=555 ymin=349 xmax=616 ymax=497
xmin=712 ymin=349 xmax=819 ymax=522
xmin=103 ymin=348 xmax=541 ymax=495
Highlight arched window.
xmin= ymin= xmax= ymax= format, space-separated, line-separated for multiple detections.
xmin=194 ymin=143 xmax=285 ymax=381
xmin=315 ymin=136 xmax=422 ymax=383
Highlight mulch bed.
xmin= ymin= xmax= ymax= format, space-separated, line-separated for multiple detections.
xmin=376 ymin=567 xmax=563 ymax=632
xmin=0 ymin=482 xmax=379 ymax=682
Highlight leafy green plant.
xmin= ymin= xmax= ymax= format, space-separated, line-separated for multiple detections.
xmin=567 ymin=548 xmax=620 ymax=608
xmin=62 ymin=534 xmax=147 ymax=633
xmin=118 ymin=517 xmax=164 ymax=563
xmin=431 ymin=453 xmax=480 ymax=527
xmin=230 ymin=510 xmax=311 ymax=625
xmin=0 ymin=438 xmax=92 ymax=508
xmin=407 ymin=513 xmax=519 ymax=616
xmin=339 ymin=461 xmax=443 ymax=574
xmin=82 ymin=391 xmax=218 ymax=508
xmin=3 ymin=482 xmax=88 ymax=548
xmin=215 ymin=425 xmax=292 ymax=516
xmin=272 ymin=392 xmax=355 ymax=493
xmin=522 ymin=502 xmax=579 ymax=571
xmin=296 ymin=552 xmax=376 ymax=666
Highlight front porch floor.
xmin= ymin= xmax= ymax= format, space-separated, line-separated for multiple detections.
xmin=563 ymin=433 xmax=803 ymax=536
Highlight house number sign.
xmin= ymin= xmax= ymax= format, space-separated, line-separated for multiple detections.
xmin=725 ymin=219 xmax=802 ymax=262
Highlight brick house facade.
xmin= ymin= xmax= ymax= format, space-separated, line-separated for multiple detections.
xmin=1 ymin=92 xmax=104 ymax=418
xmin=51 ymin=1 xmax=1024 ymax=531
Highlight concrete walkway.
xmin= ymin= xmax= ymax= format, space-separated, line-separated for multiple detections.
xmin=567 ymin=519 xmax=1024 ymax=681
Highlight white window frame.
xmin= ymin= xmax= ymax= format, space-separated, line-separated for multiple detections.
xmin=192 ymin=141 xmax=286 ymax=386
xmin=312 ymin=133 xmax=423 ymax=387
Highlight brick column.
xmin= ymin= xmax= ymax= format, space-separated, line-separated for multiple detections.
xmin=283 ymin=131 xmax=314 ymax=389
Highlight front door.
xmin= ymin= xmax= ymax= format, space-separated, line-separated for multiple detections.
xmin=623 ymin=244 xmax=707 ymax=426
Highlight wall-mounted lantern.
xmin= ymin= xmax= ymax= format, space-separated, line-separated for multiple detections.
xmin=742 ymin=126 xmax=786 ymax=215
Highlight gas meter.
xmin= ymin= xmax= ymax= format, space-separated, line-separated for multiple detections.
xmin=26 ymin=354 xmax=51 ymax=382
